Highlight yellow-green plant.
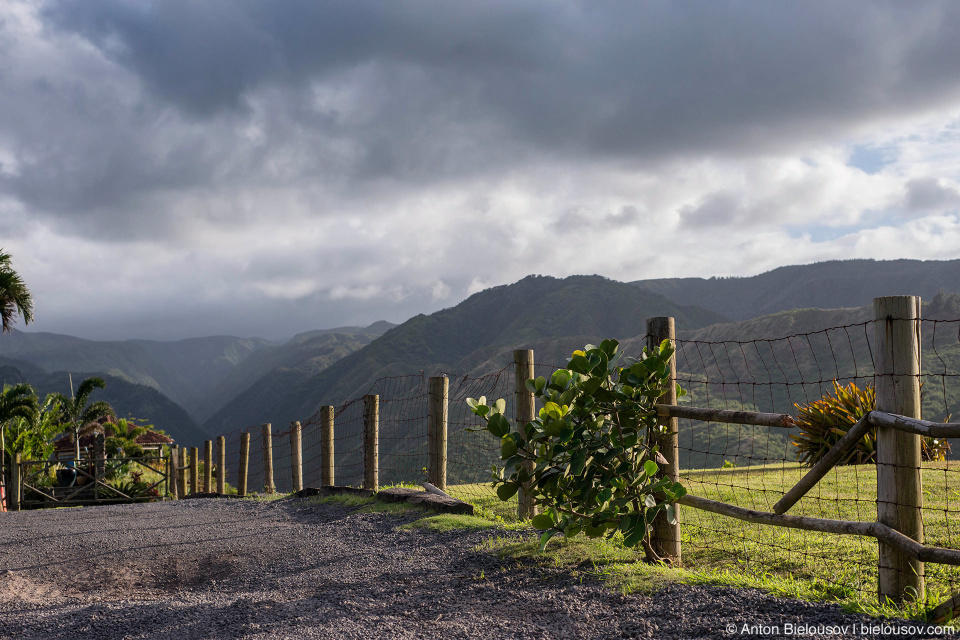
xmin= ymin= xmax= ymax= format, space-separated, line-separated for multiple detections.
xmin=792 ymin=381 xmax=950 ymax=465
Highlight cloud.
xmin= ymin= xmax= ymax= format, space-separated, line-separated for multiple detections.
xmin=904 ymin=177 xmax=960 ymax=212
xmin=3 ymin=1 xmax=960 ymax=340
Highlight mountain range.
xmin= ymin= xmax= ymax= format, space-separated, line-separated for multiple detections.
xmin=4 ymin=258 xmax=960 ymax=456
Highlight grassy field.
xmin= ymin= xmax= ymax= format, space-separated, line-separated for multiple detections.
xmin=448 ymin=461 xmax=960 ymax=617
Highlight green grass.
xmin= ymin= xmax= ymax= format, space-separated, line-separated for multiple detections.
xmin=447 ymin=461 xmax=960 ymax=620
xmin=305 ymin=493 xmax=376 ymax=508
xmin=447 ymin=482 xmax=519 ymax=522
xmin=399 ymin=513 xmax=500 ymax=532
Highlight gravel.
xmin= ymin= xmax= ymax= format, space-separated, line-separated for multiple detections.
xmin=0 ymin=498 xmax=949 ymax=639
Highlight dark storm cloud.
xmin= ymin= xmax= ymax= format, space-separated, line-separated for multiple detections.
xmin=8 ymin=1 xmax=960 ymax=341
xmin=7 ymin=0 xmax=960 ymax=232
xmin=40 ymin=1 xmax=960 ymax=163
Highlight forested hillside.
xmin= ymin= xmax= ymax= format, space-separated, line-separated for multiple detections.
xmin=203 ymin=274 xmax=727 ymax=435
xmin=0 ymin=357 xmax=205 ymax=445
xmin=632 ymin=258 xmax=960 ymax=321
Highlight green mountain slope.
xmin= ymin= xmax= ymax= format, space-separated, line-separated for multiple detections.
xmin=0 ymin=357 xmax=207 ymax=446
xmin=0 ymin=322 xmax=393 ymax=423
xmin=203 ymin=274 xmax=728 ymax=436
xmin=632 ymin=258 xmax=960 ymax=321
xmin=202 ymin=331 xmax=382 ymax=431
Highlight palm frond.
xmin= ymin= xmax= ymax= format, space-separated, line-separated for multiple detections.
xmin=0 ymin=248 xmax=34 ymax=332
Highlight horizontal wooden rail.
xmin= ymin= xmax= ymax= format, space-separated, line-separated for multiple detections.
xmin=868 ymin=411 xmax=960 ymax=438
xmin=679 ymin=494 xmax=960 ymax=566
xmin=656 ymin=404 xmax=795 ymax=429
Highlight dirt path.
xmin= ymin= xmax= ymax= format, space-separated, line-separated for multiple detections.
xmin=0 ymin=497 xmax=939 ymax=639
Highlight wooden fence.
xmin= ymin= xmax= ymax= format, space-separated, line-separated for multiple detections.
xmin=56 ymin=293 xmax=949 ymax=613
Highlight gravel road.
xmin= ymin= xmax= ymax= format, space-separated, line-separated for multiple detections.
xmin=0 ymin=497 xmax=947 ymax=639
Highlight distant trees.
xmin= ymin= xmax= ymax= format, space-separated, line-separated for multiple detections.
xmin=0 ymin=249 xmax=33 ymax=334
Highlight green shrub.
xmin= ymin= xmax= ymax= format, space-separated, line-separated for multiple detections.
xmin=791 ymin=381 xmax=950 ymax=465
xmin=467 ymin=339 xmax=686 ymax=558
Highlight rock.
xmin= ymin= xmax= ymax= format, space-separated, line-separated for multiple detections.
xmin=376 ymin=487 xmax=474 ymax=515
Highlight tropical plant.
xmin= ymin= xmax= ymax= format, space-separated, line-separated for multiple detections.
xmin=53 ymin=376 xmax=115 ymax=460
xmin=0 ymin=249 xmax=33 ymax=334
xmin=1 ymin=390 xmax=62 ymax=463
xmin=791 ymin=381 xmax=950 ymax=465
xmin=467 ymin=339 xmax=687 ymax=559
xmin=103 ymin=418 xmax=151 ymax=458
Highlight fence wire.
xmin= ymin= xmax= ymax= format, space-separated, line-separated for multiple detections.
xmin=201 ymin=316 xmax=960 ymax=606
xmin=672 ymin=318 xmax=960 ymax=604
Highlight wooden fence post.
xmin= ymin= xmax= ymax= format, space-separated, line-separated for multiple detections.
xmin=321 ymin=406 xmax=335 ymax=487
xmin=648 ymin=316 xmax=681 ymax=562
xmin=514 ymin=349 xmax=537 ymax=520
xmin=290 ymin=421 xmax=303 ymax=493
xmin=11 ymin=453 xmax=20 ymax=511
xmin=204 ymin=440 xmax=213 ymax=493
xmin=363 ymin=395 xmax=379 ymax=491
xmin=874 ymin=295 xmax=924 ymax=603
xmin=168 ymin=446 xmax=179 ymax=500
xmin=217 ymin=436 xmax=226 ymax=494
xmin=262 ymin=423 xmax=275 ymax=494
xmin=178 ymin=447 xmax=188 ymax=497
xmin=428 ymin=376 xmax=449 ymax=491
xmin=238 ymin=432 xmax=250 ymax=497
xmin=189 ymin=447 xmax=199 ymax=496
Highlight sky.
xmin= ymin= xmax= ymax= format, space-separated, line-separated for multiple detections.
xmin=3 ymin=1 xmax=960 ymax=341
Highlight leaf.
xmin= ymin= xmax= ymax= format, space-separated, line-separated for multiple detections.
xmin=531 ymin=513 xmax=555 ymax=530
xmin=538 ymin=529 xmax=559 ymax=552
xmin=551 ymin=369 xmax=572 ymax=389
xmin=465 ymin=397 xmax=479 ymax=409
xmin=568 ymin=355 xmax=593 ymax=375
xmin=493 ymin=398 xmax=506 ymax=415
xmin=486 ymin=413 xmax=511 ymax=438
xmin=497 ymin=482 xmax=520 ymax=501
xmin=643 ymin=459 xmax=659 ymax=477
xmin=570 ymin=449 xmax=587 ymax=476
xmin=501 ymin=436 xmax=518 ymax=459
xmin=665 ymin=503 xmax=678 ymax=525
xmin=644 ymin=493 xmax=657 ymax=508
xmin=503 ymin=454 xmax=525 ymax=473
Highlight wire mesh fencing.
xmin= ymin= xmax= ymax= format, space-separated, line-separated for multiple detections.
xmin=670 ymin=317 xmax=960 ymax=604
xmin=199 ymin=309 xmax=960 ymax=606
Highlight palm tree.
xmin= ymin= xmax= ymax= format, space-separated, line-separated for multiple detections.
xmin=53 ymin=377 xmax=115 ymax=460
xmin=0 ymin=249 xmax=33 ymax=334
xmin=2 ymin=391 xmax=61 ymax=465
xmin=0 ymin=383 xmax=40 ymax=506
xmin=103 ymin=418 xmax=150 ymax=458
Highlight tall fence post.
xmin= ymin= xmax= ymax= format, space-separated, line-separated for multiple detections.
xmin=874 ymin=295 xmax=924 ymax=603
xmin=238 ymin=432 xmax=250 ymax=497
xmin=189 ymin=447 xmax=199 ymax=496
xmin=178 ymin=447 xmax=188 ymax=497
xmin=216 ymin=436 xmax=226 ymax=494
xmin=290 ymin=421 xmax=303 ymax=493
xmin=428 ymin=376 xmax=449 ymax=491
xmin=321 ymin=406 xmax=335 ymax=487
xmin=11 ymin=453 xmax=20 ymax=511
xmin=363 ymin=395 xmax=379 ymax=491
xmin=204 ymin=440 xmax=213 ymax=493
xmin=168 ymin=445 xmax=179 ymax=500
xmin=262 ymin=423 xmax=275 ymax=494
xmin=648 ymin=316 xmax=681 ymax=562
xmin=514 ymin=349 xmax=537 ymax=520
